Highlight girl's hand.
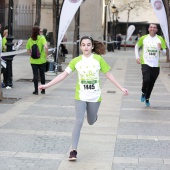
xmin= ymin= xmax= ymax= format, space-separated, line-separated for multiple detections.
xmin=121 ymin=88 xmax=129 ymax=96
xmin=38 ymin=84 xmax=48 ymax=90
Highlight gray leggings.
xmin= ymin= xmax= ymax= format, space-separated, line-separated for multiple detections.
xmin=72 ymin=100 xmax=101 ymax=150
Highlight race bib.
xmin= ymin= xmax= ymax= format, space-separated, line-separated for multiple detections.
xmin=145 ymin=47 xmax=158 ymax=59
xmin=80 ymin=80 xmax=99 ymax=92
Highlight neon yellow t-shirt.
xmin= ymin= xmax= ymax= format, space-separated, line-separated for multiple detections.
xmin=26 ymin=35 xmax=47 ymax=64
xmin=2 ymin=37 xmax=7 ymax=52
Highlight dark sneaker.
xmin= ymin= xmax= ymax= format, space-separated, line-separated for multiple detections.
xmin=41 ymin=89 xmax=45 ymax=94
xmin=69 ymin=150 xmax=77 ymax=161
xmin=141 ymin=93 xmax=145 ymax=102
xmin=33 ymin=91 xmax=38 ymax=95
xmin=145 ymin=99 xmax=150 ymax=107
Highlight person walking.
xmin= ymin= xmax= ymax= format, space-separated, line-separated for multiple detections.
xmin=116 ymin=33 xmax=122 ymax=50
xmin=135 ymin=23 xmax=166 ymax=107
xmin=1 ymin=29 xmax=8 ymax=87
xmin=26 ymin=26 xmax=48 ymax=95
xmin=38 ymin=35 xmax=128 ymax=161
xmin=2 ymin=29 xmax=8 ymax=52
xmin=60 ymin=34 xmax=68 ymax=59
xmin=135 ymin=33 xmax=141 ymax=42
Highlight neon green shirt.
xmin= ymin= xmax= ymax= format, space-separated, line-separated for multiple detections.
xmin=2 ymin=37 xmax=7 ymax=52
xmin=26 ymin=35 xmax=47 ymax=64
xmin=65 ymin=54 xmax=110 ymax=102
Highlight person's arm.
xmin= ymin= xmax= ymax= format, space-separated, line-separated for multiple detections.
xmin=27 ymin=49 xmax=31 ymax=55
xmin=157 ymin=43 xmax=166 ymax=55
xmin=105 ymin=72 xmax=128 ymax=95
xmin=39 ymin=71 xmax=69 ymax=90
xmin=41 ymin=36 xmax=48 ymax=57
xmin=26 ymin=39 xmax=31 ymax=55
xmin=44 ymin=43 xmax=48 ymax=58
xmin=135 ymin=43 xmax=140 ymax=64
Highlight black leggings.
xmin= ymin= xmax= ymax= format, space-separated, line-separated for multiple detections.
xmin=141 ymin=64 xmax=160 ymax=99
xmin=31 ymin=63 xmax=46 ymax=92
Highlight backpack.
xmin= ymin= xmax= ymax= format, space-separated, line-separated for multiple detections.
xmin=31 ymin=37 xmax=41 ymax=59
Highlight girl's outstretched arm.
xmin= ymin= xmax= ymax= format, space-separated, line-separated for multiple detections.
xmin=39 ymin=71 xmax=69 ymax=90
xmin=105 ymin=72 xmax=128 ymax=95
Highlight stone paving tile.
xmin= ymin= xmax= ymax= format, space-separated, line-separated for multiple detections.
xmin=123 ymin=85 xmax=168 ymax=94
xmin=124 ymin=82 xmax=141 ymax=87
xmin=120 ymin=110 xmax=170 ymax=121
xmin=124 ymin=78 xmax=142 ymax=83
xmin=121 ymin=100 xmax=170 ymax=109
xmin=0 ymin=133 xmax=71 ymax=154
xmin=122 ymin=93 xmax=170 ymax=101
xmin=2 ymin=117 xmax=74 ymax=132
xmin=118 ymin=122 xmax=170 ymax=136
xmin=112 ymin=163 xmax=170 ymax=170
xmin=0 ymin=105 xmax=15 ymax=114
xmin=21 ymin=105 xmax=75 ymax=117
xmin=0 ymin=157 xmax=60 ymax=170
xmin=114 ymin=139 xmax=170 ymax=158
xmin=2 ymin=82 xmax=33 ymax=98
xmin=124 ymin=81 xmax=163 ymax=87
xmin=35 ymin=96 xmax=75 ymax=106
xmin=47 ymin=88 xmax=75 ymax=97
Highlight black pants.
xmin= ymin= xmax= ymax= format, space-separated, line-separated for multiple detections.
xmin=117 ymin=43 xmax=121 ymax=50
xmin=1 ymin=57 xmax=7 ymax=85
xmin=31 ymin=63 xmax=46 ymax=93
xmin=141 ymin=64 xmax=160 ymax=99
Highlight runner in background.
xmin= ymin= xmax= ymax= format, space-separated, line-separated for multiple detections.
xmin=135 ymin=23 xmax=166 ymax=107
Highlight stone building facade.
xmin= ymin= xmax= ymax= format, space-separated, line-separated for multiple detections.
xmin=1 ymin=0 xmax=160 ymax=47
xmin=106 ymin=0 xmax=160 ymax=46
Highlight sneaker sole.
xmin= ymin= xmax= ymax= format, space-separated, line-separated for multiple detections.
xmin=145 ymin=103 xmax=150 ymax=107
xmin=69 ymin=158 xmax=77 ymax=161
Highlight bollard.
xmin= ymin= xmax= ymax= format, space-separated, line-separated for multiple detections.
xmin=5 ymin=35 xmax=14 ymax=87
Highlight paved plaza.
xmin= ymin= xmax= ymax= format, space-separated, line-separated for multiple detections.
xmin=0 ymin=48 xmax=170 ymax=170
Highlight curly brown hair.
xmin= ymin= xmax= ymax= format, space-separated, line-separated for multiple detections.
xmin=31 ymin=26 xmax=40 ymax=40
xmin=93 ymin=40 xmax=106 ymax=55
xmin=80 ymin=36 xmax=106 ymax=55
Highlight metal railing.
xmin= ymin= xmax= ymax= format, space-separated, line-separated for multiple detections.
xmin=2 ymin=4 xmax=33 ymax=39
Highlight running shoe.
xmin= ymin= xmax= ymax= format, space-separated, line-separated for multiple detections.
xmin=69 ymin=150 xmax=77 ymax=161
xmin=145 ymin=99 xmax=150 ymax=107
xmin=141 ymin=93 xmax=145 ymax=102
xmin=41 ymin=89 xmax=45 ymax=94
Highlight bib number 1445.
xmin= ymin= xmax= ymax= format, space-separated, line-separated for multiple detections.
xmin=83 ymin=84 xmax=95 ymax=90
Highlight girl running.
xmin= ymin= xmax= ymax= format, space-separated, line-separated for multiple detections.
xmin=38 ymin=36 xmax=128 ymax=161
